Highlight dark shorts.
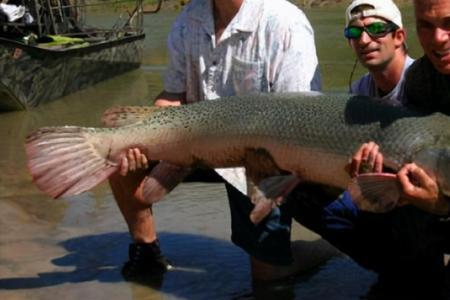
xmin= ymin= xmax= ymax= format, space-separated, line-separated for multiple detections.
xmin=225 ymin=182 xmax=293 ymax=265
xmin=181 ymin=168 xmax=294 ymax=265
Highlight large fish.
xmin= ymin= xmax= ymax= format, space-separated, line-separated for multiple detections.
xmin=25 ymin=93 xmax=450 ymax=218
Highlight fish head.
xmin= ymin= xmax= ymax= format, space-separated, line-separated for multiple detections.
xmin=414 ymin=147 xmax=450 ymax=198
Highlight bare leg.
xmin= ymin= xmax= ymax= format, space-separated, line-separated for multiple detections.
xmin=109 ymin=169 xmax=157 ymax=243
xmin=109 ymin=169 xmax=172 ymax=280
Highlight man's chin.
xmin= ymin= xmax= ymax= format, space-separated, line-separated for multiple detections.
xmin=430 ymin=53 xmax=450 ymax=75
xmin=361 ymin=60 xmax=385 ymax=71
xmin=359 ymin=59 xmax=377 ymax=69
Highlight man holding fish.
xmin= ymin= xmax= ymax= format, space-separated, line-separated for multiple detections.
xmin=348 ymin=0 xmax=450 ymax=218
xmin=109 ymin=0 xmax=324 ymax=286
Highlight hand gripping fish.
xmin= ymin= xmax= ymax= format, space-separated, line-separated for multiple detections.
xmin=25 ymin=93 xmax=450 ymax=220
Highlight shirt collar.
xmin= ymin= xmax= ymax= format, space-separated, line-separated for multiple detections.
xmin=188 ymin=0 xmax=264 ymax=35
xmin=230 ymin=0 xmax=264 ymax=33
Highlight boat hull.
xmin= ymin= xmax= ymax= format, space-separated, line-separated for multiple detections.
xmin=0 ymin=34 xmax=145 ymax=111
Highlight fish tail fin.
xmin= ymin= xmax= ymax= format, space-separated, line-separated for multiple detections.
xmin=102 ymin=105 xmax=161 ymax=127
xmin=25 ymin=126 xmax=118 ymax=198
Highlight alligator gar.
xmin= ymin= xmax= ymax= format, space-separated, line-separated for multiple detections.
xmin=25 ymin=92 xmax=450 ymax=215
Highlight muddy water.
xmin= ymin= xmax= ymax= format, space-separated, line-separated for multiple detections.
xmin=0 ymin=4 xmax=424 ymax=299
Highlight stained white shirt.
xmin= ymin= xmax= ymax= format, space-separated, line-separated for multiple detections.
xmin=163 ymin=0 xmax=322 ymax=193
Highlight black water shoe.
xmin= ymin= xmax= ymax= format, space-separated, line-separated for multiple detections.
xmin=121 ymin=240 xmax=172 ymax=281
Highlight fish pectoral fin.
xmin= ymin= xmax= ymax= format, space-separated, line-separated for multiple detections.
xmin=348 ymin=173 xmax=399 ymax=213
xmin=248 ymin=175 xmax=301 ymax=224
xmin=257 ymin=175 xmax=301 ymax=199
xmin=137 ymin=161 xmax=191 ymax=205
xmin=101 ymin=105 xmax=162 ymax=127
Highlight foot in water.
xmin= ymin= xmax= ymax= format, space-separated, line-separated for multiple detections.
xmin=121 ymin=240 xmax=173 ymax=282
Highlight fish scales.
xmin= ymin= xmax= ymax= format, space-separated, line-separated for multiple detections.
xmin=112 ymin=94 xmax=406 ymax=168
xmin=25 ymin=92 xmax=450 ymax=200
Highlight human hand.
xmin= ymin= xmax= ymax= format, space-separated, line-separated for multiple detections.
xmin=397 ymin=163 xmax=449 ymax=215
xmin=119 ymin=148 xmax=149 ymax=176
xmin=347 ymin=141 xmax=383 ymax=177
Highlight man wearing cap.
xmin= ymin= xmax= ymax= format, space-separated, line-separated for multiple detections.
xmin=348 ymin=0 xmax=450 ymax=228
xmin=345 ymin=0 xmax=414 ymax=104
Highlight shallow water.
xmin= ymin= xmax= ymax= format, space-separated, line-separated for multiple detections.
xmin=0 ymin=4 xmax=425 ymax=299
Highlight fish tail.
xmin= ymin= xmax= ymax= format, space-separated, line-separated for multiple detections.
xmin=25 ymin=126 xmax=118 ymax=198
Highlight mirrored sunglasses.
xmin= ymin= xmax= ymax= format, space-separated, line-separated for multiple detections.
xmin=344 ymin=22 xmax=399 ymax=39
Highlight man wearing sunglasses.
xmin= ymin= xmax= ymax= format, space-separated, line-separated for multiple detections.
xmin=345 ymin=0 xmax=414 ymax=105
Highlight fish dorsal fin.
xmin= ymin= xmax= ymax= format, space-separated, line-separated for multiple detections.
xmin=348 ymin=173 xmax=399 ymax=213
xmin=101 ymin=106 xmax=161 ymax=127
xmin=248 ymin=175 xmax=301 ymax=224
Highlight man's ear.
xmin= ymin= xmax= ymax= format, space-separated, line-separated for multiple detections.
xmin=393 ymin=28 xmax=406 ymax=49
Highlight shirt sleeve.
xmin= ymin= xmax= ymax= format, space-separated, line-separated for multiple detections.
xmin=269 ymin=15 xmax=322 ymax=93
xmin=163 ymin=14 xmax=187 ymax=94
